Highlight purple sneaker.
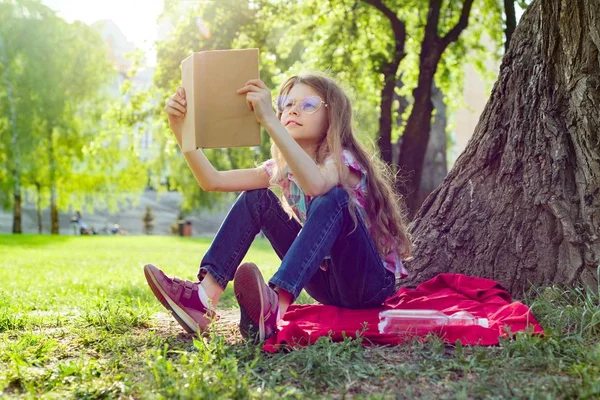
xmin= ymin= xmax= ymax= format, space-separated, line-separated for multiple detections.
xmin=144 ymin=264 xmax=216 ymax=334
xmin=233 ymin=262 xmax=279 ymax=343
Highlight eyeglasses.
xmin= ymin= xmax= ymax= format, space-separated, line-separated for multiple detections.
xmin=273 ymin=95 xmax=328 ymax=115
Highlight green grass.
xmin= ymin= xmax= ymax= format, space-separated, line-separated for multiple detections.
xmin=0 ymin=234 xmax=599 ymax=399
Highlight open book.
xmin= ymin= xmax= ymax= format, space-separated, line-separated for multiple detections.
xmin=181 ymin=48 xmax=261 ymax=151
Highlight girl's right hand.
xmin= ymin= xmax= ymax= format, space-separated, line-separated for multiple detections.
xmin=164 ymin=87 xmax=187 ymax=142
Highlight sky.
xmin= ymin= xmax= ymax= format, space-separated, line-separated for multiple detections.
xmin=40 ymin=0 xmax=164 ymax=65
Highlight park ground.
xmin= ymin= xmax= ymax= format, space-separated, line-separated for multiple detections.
xmin=0 ymin=234 xmax=599 ymax=399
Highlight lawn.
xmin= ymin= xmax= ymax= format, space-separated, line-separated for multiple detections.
xmin=1 ymin=234 xmax=599 ymax=399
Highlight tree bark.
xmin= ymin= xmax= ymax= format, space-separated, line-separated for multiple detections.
xmin=404 ymin=0 xmax=600 ymax=296
xmin=362 ymin=0 xmax=407 ymax=165
xmin=396 ymin=0 xmax=474 ymax=218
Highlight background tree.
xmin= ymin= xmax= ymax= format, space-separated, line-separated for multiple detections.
xmin=404 ymin=0 xmax=600 ymax=295
xmin=504 ymin=1 xmax=533 ymax=51
xmin=60 ymin=49 xmax=150 ymax=219
xmin=504 ymin=0 xmax=517 ymax=51
xmin=394 ymin=0 xmax=491 ymax=216
xmin=0 ymin=0 xmax=55 ymax=233
xmin=0 ymin=0 xmax=148 ymax=234
xmin=0 ymin=29 xmax=21 ymax=233
xmin=36 ymin=18 xmax=117 ymax=233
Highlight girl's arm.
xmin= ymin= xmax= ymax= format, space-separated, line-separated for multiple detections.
xmin=263 ymin=117 xmax=361 ymax=195
xmin=166 ymin=87 xmax=270 ymax=192
xmin=179 ymin=144 xmax=270 ymax=192
xmin=262 ymin=116 xmax=333 ymax=196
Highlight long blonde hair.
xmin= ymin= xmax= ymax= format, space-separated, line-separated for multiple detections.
xmin=266 ymin=72 xmax=412 ymax=259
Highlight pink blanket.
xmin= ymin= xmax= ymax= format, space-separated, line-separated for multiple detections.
xmin=264 ymin=273 xmax=543 ymax=352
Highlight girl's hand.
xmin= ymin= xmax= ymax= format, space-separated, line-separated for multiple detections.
xmin=236 ymin=79 xmax=277 ymax=125
xmin=165 ymin=87 xmax=187 ymax=144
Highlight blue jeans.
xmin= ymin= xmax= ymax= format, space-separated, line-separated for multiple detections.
xmin=198 ymin=187 xmax=395 ymax=309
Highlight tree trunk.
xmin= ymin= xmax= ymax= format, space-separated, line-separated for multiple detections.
xmin=394 ymin=83 xmax=448 ymax=206
xmin=35 ymin=181 xmax=43 ymax=234
xmin=49 ymin=127 xmax=59 ymax=234
xmin=398 ymin=51 xmax=440 ymax=214
xmin=50 ymin=187 xmax=58 ymax=234
xmin=391 ymin=76 xmax=409 ymax=172
xmin=404 ymin=0 xmax=600 ymax=296
xmin=396 ymin=0 xmax=474 ymax=218
xmin=376 ymin=63 xmax=398 ymax=165
xmin=12 ymin=192 xmax=22 ymax=234
xmin=504 ymin=0 xmax=517 ymax=52
xmin=416 ymin=83 xmax=447 ymax=208
xmin=362 ymin=0 xmax=407 ymax=165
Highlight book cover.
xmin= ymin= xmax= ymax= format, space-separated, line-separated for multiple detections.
xmin=181 ymin=48 xmax=261 ymax=151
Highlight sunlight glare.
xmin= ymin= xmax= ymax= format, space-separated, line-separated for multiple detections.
xmin=195 ymin=16 xmax=211 ymax=39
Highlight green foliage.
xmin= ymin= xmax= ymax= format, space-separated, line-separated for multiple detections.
xmin=263 ymin=0 xmax=388 ymax=145
xmin=0 ymin=0 xmax=149 ymax=229
xmin=248 ymin=0 xmax=504 ymax=145
xmin=516 ymin=0 xmax=533 ymax=10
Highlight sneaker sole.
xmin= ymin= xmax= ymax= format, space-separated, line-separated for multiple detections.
xmin=143 ymin=264 xmax=204 ymax=335
xmin=234 ymin=262 xmax=266 ymax=342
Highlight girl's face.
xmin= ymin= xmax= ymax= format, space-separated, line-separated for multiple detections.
xmin=279 ymin=83 xmax=328 ymax=145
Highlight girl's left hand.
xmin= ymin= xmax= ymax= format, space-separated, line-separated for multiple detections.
xmin=236 ymin=79 xmax=276 ymax=125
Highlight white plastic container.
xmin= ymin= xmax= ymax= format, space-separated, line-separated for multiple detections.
xmin=378 ymin=309 xmax=489 ymax=334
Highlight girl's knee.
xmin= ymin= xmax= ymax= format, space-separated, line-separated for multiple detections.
xmin=240 ymin=188 xmax=271 ymax=202
xmin=308 ymin=187 xmax=348 ymax=211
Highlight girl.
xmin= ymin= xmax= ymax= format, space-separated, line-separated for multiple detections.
xmin=144 ymin=72 xmax=412 ymax=343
